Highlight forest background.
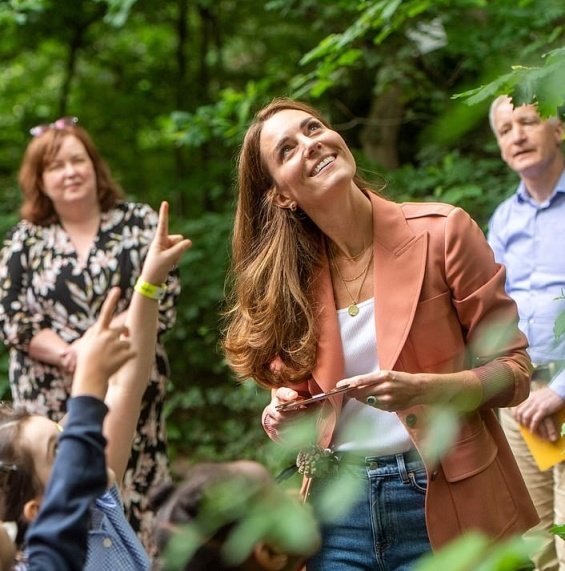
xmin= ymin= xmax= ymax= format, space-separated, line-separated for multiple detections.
xmin=1 ymin=0 xmax=565 ymax=476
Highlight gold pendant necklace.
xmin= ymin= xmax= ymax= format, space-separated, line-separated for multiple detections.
xmin=331 ymin=249 xmax=374 ymax=317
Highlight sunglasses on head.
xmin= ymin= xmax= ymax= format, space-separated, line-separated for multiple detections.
xmin=29 ymin=116 xmax=79 ymax=137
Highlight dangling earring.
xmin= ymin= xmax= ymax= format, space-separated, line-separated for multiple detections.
xmin=289 ymin=202 xmax=297 ymax=212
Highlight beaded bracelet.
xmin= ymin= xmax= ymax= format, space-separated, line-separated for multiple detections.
xmin=134 ymin=277 xmax=167 ymax=301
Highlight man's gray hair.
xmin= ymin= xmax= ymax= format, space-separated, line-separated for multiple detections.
xmin=489 ymin=95 xmax=561 ymax=135
xmin=489 ymin=95 xmax=511 ymax=133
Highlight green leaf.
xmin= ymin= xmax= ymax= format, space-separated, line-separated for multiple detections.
xmin=420 ymin=406 xmax=459 ymax=463
xmin=554 ymin=310 xmax=565 ymax=340
xmin=550 ymin=523 xmax=565 ymax=540
xmin=415 ymin=532 xmax=490 ymax=571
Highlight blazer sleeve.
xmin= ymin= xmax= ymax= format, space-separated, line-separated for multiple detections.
xmin=444 ymin=207 xmax=531 ymax=408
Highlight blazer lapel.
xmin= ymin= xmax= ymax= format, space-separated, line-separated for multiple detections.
xmin=370 ymin=194 xmax=428 ymax=370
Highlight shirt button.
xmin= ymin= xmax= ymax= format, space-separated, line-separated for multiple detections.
xmin=103 ymin=537 xmax=113 ymax=548
xmin=406 ymin=414 xmax=417 ymax=428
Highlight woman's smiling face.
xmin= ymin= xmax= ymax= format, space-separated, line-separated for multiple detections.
xmin=259 ymin=108 xmax=356 ymax=215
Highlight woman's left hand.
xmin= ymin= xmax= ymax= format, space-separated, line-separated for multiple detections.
xmin=337 ymin=370 xmax=426 ymax=411
xmin=338 ymin=368 xmax=482 ymax=412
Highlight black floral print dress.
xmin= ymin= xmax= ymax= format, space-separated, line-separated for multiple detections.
xmin=0 ymin=201 xmax=180 ymax=552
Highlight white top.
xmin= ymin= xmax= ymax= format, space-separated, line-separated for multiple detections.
xmin=332 ymin=297 xmax=413 ymax=455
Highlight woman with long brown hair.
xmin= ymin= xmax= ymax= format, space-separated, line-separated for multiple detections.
xmin=223 ymin=98 xmax=538 ymax=570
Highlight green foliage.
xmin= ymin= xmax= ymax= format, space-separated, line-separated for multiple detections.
xmin=382 ymin=149 xmax=517 ymax=228
xmin=0 ymin=0 xmax=46 ymax=25
xmin=553 ymin=291 xmax=565 ymax=340
xmin=454 ymin=47 xmax=565 ymax=118
xmin=164 ymin=82 xmax=272 ymax=150
xmin=553 ymin=523 xmax=565 ymax=539
xmin=1 ymin=0 xmax=565 ymax=492
xmin=95 ymin=0 xmax=138 ymax=27
xmin=415 ymin=532 xmax=536 ymax=571
xmin=161 ymin=473 xmax=320 ymax=569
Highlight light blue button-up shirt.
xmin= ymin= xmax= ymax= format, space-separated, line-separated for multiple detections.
xmin=488 ymin=170 xmax=565 ymax=398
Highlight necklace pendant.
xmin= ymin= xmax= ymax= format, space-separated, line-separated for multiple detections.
xmin=348 ymin=303 xmax=359 ymax=317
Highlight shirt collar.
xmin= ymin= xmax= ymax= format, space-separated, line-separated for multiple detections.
xmin=517 ymin=169 xmax=565 ymax=205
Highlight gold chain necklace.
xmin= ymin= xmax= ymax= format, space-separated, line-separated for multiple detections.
xmin=331 ymin=249 xmax=374 ymax=317
xmin=332 ymin=243 xmax=371 ymax=262
xmin=335 ymin=251 xmax=374 ymax=282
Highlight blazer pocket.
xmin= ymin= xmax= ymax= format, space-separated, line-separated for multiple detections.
xmin=438 ymin=414 xmax=519 ymax=539
xmin=440 ymin=415 xmax=498 ymax=482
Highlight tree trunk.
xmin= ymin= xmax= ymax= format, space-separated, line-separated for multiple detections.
xmin=360 ymin=83 xmax=404 ymax=170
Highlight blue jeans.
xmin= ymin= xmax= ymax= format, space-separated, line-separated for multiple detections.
xmin=307 ymin=452 xmax=432 ymax=571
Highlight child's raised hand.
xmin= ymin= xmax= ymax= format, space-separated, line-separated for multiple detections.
xmin=72 ymin=288 xmax=137 ymax=400
xmin=140 ymin=201 xmax=192 ymax=286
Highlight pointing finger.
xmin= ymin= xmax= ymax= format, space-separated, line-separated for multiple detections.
xmin=98 ymin=287 xmax=121 ymax=329
xmin=156 ymin=201 xmax=169 ymax=241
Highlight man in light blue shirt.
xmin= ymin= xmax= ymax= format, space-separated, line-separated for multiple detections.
xmin=488 ymin=95 xmax=565 ymax=571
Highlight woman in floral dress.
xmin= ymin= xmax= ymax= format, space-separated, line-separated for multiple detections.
xmin=0 ymin=118 xmax=180 ymax=552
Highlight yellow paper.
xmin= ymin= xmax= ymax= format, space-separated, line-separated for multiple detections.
xmin=519 ymin=408 xmax=565 ymax=471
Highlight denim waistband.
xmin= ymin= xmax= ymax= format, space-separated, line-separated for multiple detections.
xmin=336 ymin=449 xmax=422 ymax=468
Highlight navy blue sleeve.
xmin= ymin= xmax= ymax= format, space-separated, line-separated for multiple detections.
xmin=26 ymin=396 xmax=109 ymax=571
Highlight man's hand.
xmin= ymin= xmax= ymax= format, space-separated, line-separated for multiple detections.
xmin=514 ymin=385 xmax=565 ymax=441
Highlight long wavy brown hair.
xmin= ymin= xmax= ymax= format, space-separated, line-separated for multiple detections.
xmin=222 ymin=98 xmax=372 ymax=389
xmin=18 ymin=124 xmax=123 ymax=225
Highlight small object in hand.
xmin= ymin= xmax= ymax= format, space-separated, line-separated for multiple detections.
xmin=276 ymin=384 xmax=352 ymax=412
xmin=366 ymin=395 xmax=378 ymax=406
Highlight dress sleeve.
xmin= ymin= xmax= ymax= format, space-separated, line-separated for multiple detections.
xmin=444 ymin=207 xmax=531 ymax=408
xmin=0 ymin=224 xmax=51 ymax=350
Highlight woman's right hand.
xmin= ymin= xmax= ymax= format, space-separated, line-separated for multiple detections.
xmin=264 ymin=387 xmax=311 ymax=433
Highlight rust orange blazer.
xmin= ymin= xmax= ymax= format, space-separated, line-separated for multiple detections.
xmin=263 ymin=192 xmax=539 ymax=550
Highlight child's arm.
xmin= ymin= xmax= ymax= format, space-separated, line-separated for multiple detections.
xmin=104 ymin=201 xmax=191 ymax=484
xmin=26 ymin=290 xmax=136 ymax=571
xmin=26 ymin=398 xmax=109 ymax=571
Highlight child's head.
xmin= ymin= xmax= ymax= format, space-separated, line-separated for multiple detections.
xmin=0 ymin=406 xmax=59 ymax=546
xmin=151 ymin=460 xmax=320 ymax=571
